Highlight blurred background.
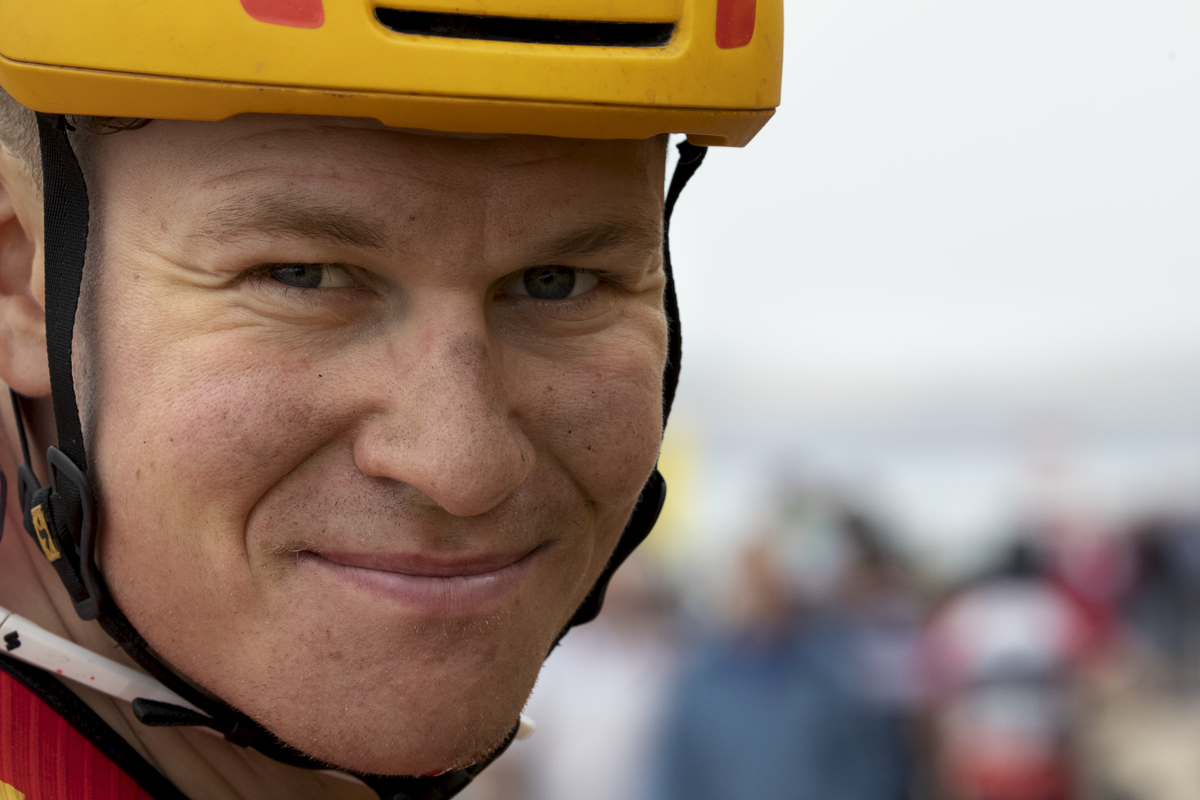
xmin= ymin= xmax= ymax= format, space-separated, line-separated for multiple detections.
xmin=465 ymin=0 xmax=1200 ymax=797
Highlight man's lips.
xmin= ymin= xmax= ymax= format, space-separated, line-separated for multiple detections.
xmin=297 ymin=546 xmax=543 ymax=617
xmin=311 ymin=548 xmax=535 ymax=577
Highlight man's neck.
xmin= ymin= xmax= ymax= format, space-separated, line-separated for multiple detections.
xmin=0 ymin=398 xmax=374 ymax=800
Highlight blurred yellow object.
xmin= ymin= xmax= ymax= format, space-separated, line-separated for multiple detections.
xmin=647 ymin=419 xmax=703 ymax=564
xmin=0 ymin=0 xmax=781 ymax=146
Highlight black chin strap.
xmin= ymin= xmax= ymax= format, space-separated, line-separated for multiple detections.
xmin=14 ymin=115 xmax=103 ymax=626
xmin=36 ymin=114 xmax=89 ymax=468
xmin=12 ymin=118 xmax=706 ymax=798
xmin=661 ymin=140 xmax=707 ymax=424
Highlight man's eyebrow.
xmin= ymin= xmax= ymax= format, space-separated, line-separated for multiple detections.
xmin=192 ymin=195 xmax=389 ymax=252
xmin=530 ymin=215 xmax=663 ymax=263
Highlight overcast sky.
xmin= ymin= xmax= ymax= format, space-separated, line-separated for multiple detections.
xmin=670 ymin=0 xmax=1200 ymax=396
xmin=651 ymin=1 xmax=1200 ymax=570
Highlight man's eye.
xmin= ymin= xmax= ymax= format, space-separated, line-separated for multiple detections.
xmin=268 ymin=264 xmax=355 ymax=289
xmin=509 ymin=267 xmax=598 ymax=300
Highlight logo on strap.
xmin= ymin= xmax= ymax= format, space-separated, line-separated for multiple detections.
xmin=30 ymin=505 xmax=62 ymax=563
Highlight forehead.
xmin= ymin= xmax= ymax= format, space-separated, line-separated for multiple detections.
xmin=89 ymin=115 xmax=667 ymax=236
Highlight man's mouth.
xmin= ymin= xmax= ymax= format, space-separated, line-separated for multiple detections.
xmin=297 ymin=546 xmax=543 ymax=618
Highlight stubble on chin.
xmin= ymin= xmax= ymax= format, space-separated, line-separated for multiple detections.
xmin=404 ymin=608 xmax=512 ymax=639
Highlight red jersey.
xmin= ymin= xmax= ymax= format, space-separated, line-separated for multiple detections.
xmin=0 ymin=655 xmax=183 ymax=799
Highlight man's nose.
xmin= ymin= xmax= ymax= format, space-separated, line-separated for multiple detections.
xmin=352 ymin=322 xmax=536 ymax=518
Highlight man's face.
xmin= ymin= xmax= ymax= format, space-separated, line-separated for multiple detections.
xmin=83 ymin=116 xmax=667 ymax=775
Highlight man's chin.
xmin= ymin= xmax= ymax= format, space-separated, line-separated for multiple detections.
xmin=276 ymin=713 xmax=517 ymax=778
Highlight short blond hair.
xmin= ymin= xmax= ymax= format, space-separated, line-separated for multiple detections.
xmin=0 ymin=88 xmax=42 ymax=189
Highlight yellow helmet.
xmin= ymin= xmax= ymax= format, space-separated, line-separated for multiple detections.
xmin=0 ymin=0 xmax=782 ymax=146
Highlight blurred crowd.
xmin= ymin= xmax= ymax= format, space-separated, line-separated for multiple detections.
xmin=461 ymin=488 xmax=1200 ymax=800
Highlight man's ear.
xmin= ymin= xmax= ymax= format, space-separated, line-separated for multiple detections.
xmin=0 ymin=147 xmax=49 ymax=398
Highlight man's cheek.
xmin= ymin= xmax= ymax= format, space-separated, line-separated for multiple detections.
xmin=96 ymin=358 xmax=340 ymax=581
xmin=126 ymin=358 xmax=344 ymax=500
xmin=538 ymin=361 xmax=664 ymax=505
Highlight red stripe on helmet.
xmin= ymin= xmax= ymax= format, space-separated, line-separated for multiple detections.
xmin=240 ymin=0 xmax=324 ymax=29
xmin=716 ymin=0 xmax=756 ymax=49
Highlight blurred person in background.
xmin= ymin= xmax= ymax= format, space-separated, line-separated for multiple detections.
xmin=1120 ymin=516 xmax=1200 ymax=688
xmin=1077 ymin=512 xmax=1200 ymax=800
xmin=841 ymin=511 xmax=927 ymax=722
xmin=921 ymin=541 xmax=1102 ymax=800
xmin=650 ymin=492 xmax=915 ymax=800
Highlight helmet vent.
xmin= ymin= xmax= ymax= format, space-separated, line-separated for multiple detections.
xmin=374 ymin=9 xmax=674 ymax=47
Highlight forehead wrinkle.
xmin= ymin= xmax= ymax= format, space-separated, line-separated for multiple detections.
xmin=190 ymin=191 xmax=390 ymax=253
